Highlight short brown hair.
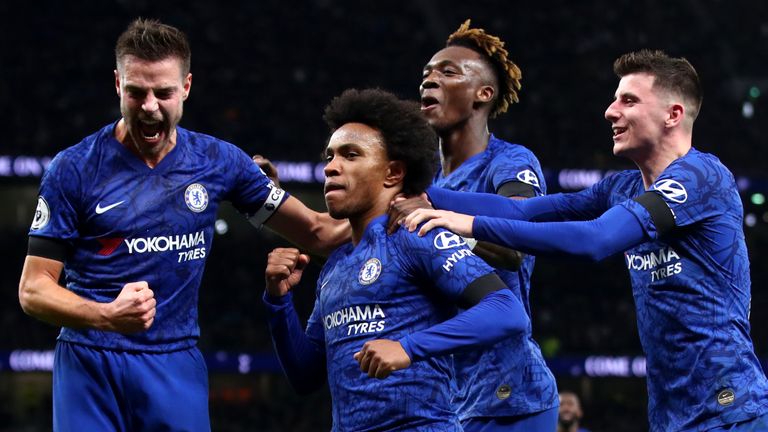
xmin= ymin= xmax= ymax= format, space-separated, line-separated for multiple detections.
xmin=447 ymin=19 xmax=522 ymax=119
xmin=115 ymin=18 xmax=191 ymax=75
xmin=614 ymin=49 xmax=702 ymax=123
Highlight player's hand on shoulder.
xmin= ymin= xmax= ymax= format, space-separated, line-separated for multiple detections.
xmin=353 ymin=339 xmax=412 ymax=379
xmin=386 ymin=193 xmax=433 ymax=234
xmin=252 ymin=154 xmax=280 ymax=188
xmin=404 ymin=208 xmax=474 ymax=237
xmin=105 ymin=281 xmax=156 ymax=333
xmin=265 ymin=248 xmax=310 ymax=297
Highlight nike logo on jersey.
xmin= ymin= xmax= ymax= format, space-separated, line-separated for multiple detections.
xmin=95 ymin=200 xmax=126 ymax=214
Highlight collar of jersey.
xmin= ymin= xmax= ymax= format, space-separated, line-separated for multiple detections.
xmin=106 ymin=121 xmax=186 ymax=174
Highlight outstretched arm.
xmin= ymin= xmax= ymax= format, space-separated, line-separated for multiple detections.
xmin=425 ymin=186 xmax=564 ymax=221
xmin=406 ymin=204 xmax=648 ymax=262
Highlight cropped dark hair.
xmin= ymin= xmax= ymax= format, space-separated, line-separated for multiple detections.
xmin=447 ymin=19 xmax=522 ymax=118
xmin=614 ymin=49 xmax=702 ymax=123
xmin=115 ymin=18 xmax=191 ymax=75
xmin=323 ymin=88 xmax=438 ymax=195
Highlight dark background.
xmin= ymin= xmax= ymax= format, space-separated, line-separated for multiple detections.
xmin=1 ymin=1 xmax=767 ymax=430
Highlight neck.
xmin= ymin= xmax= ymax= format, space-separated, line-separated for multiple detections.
xmin=349 ymin=192 xmax=397 ymax=245
xmin=115 ymin=118 xmax=176 ymax=169
xmin=438 ymin=117 xmax=490 ymax=176
xmin=633 ymin=133 xmax=692 ymax=189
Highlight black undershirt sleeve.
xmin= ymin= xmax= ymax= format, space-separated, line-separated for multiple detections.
xmin=27 ymin=236 xmax=67 ymax=263
xmin=497 ymin=181 xmax=537 ymax=198
xmin=457 ymin=273 xmax=507 ymax=310
xmin=633 ymin=191 xmax=676 ymax=238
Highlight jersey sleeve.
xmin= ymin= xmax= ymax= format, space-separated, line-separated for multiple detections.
xmin=29 ymin=151 xmax=82 ymax=243
xmin=549 ymin=175 xmax=614 ymax=221
xmin=263 ymin=291 xmax=326 ymax=394
xmin=619 ymin=154 xmax=733 ymax=240
xmin=221 ymin=143 xmax=290 ymax=226
xmin=487 ymin=148 xmax=546 ymax=197
xmin=394 ymin=227 xmax=497 ymax=302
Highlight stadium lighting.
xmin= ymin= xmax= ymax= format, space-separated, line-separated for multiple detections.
xmin=742 ymin=101 xmax=754 ymax=119
xmin=745 ymin=213 xmax=757 ymax=227
xmin=751 ymin=193 xmax=765 ymax=205
xmin=215 ymin=219 xmax=229 ymax=235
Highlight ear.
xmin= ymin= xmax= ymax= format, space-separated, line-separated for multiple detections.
xmin=476 ymin=85 xmax=495 ymax=103
xmin=114 ymin=69 xmax=121 ymax=97
xmin=666 ymin=102 xmax=685 ymax=128
xmin=183 ymin=73 xmax=192 ymax=100
xmin=384 ymin=160 xmax=406 ymax=188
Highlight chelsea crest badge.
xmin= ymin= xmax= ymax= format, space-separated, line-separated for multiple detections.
xmin=358 ymin=258 xmax=382 ymax=285
xmin=185 ymin=183 xmax=209 ymax=212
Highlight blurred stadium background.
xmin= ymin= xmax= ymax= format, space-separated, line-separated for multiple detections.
xmin=1 ymin=1 xmax=767 ymax=430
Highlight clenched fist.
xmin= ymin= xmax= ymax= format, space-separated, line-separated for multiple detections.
xmin=265 ymin=248 xmax=310 ymax=298
xmin=105 ymin=281 xmax=156 ymax=333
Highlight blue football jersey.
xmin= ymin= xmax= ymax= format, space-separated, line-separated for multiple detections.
xmin=29 ymin=122 xmax=287 ymax=352
xmin=307 ymin=215 xmax=498 ymax=431
xmin=554 ymin=148 xmax=768 ymax=430
xmin=433 ymin=135 xmax=558 ymax=419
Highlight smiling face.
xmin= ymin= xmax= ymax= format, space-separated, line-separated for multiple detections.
xmin=115 ymin=55 xmax=191 ymax=159
xmin=419 ymin=46 xmax=495 ymax=132
xmin=604 ymin=72 xmax=671 ymax=159
xmin=323 ymin=122 xmax=398 ymax=222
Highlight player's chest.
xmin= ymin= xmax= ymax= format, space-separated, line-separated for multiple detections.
xmin=318 ymin=245 xmax=418 ymax=311
xmin=80 ymin=170 xmax=226 ymax=236
xmin=624 ymin=239 xmax=694 ymax=292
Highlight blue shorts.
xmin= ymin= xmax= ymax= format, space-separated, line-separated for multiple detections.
xmin=53 ymin=341 xmax=210 ymax=432
xmin=709 ymin=412 xmax=768 ymax=431
xmin=461 ymin=406 xmax=559 ymax=432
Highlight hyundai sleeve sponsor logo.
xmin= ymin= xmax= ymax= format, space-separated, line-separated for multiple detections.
xmin=652 ymin=179 xmax=688 ymax=203
xmin=433 ymin=232 xmax=467 ymax=250
xmin=516 ymin=169 xmax=540 ymax=188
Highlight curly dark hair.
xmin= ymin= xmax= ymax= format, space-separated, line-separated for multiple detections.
xmin=447 ymin=19 xmax=522 ymax=118
xmin=614 ymin=49 xmax=702 ymax=123
xmin=323 ymin=88 xmax=438 ymax=195
xmin=115 ymin=18 xmax=191 ymax=75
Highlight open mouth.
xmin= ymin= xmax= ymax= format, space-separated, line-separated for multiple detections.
xmin=139 ymin=121 xmax=163 ymax=142
xmin=612 ymin=126 xmax=627 ymax=139
xmin=420 ymin=96 xmax=439 ymax=110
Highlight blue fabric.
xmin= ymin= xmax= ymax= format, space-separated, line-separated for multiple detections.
xmin=53 ymin=341 xmax=210 ymax=432
xmin=265 ymin=215 xmax=520 ymax=431
xmin=473 ymin=205 xmax=647 ymax=261
xmin=467 ymin=148 xmax=768 ymax=431
xmin=427 ymin=186 xmax=563 ymax=222
xmin=399 ymin=289 xmax=528 ymax=361
xmin=461 ymin=405 xmax=558 ymax=432
xmin=263 ymin=292 xmax=326 ymax=394
xmin=709 ymin=412 xmax=768 ymax=431
xmin=30 ymin=121 xmax=287 ymax=352
xmin=430 ymin=135 xmax=558 ymax=420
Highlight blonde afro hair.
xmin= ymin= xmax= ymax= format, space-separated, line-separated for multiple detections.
xmin=447 ymin=19 xmax=522 ymax=118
